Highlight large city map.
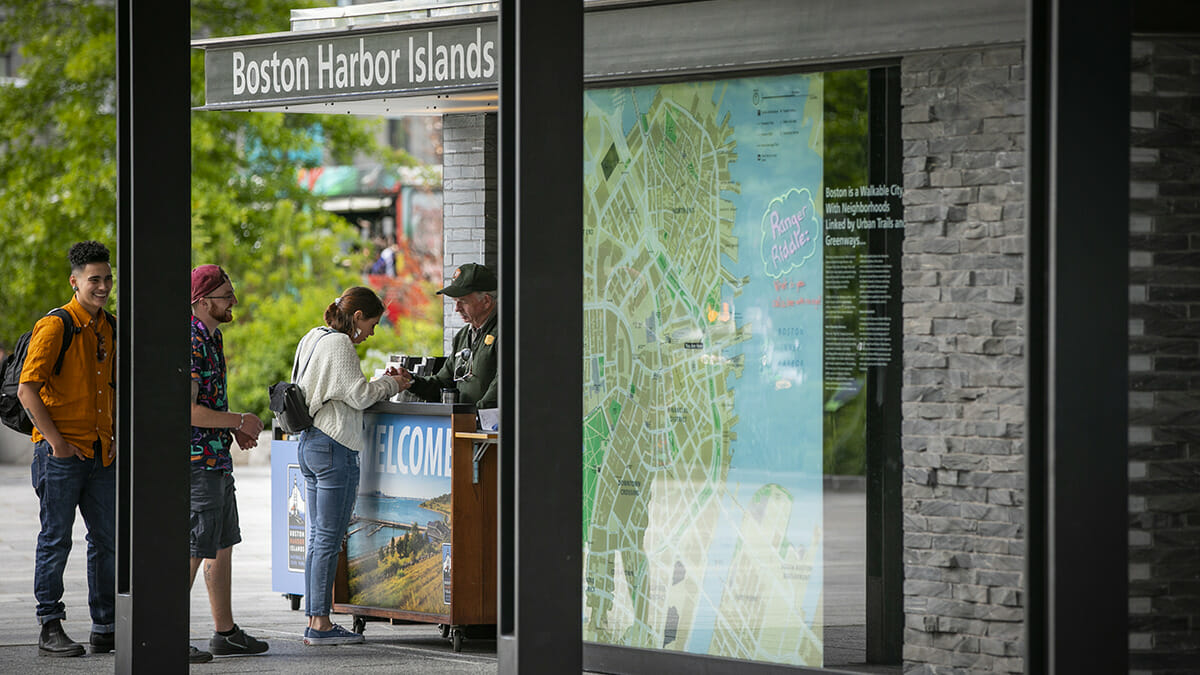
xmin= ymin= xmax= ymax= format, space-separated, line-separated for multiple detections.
xmin=583 ymin=74 xmax=827 ymax=667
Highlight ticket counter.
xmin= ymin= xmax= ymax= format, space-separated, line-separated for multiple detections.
xmin=272 ymin=401 xmax=496 ymax=651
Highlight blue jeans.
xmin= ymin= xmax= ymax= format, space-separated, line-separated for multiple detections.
xmin=31 ymin=440 xmax=115 ymax=632
xmin=298 ymin=427 xmax=360 ymax=618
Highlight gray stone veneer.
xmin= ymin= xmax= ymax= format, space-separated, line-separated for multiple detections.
xmin=900 ymin=47 xmax=1027 ymax=675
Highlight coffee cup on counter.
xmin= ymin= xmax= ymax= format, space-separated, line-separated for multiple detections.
xmin=441 ymin=388 xmax=459 ymax=404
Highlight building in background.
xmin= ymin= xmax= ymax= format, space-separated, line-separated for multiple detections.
xmin=296 ymin=115 xmax=445 ymax=328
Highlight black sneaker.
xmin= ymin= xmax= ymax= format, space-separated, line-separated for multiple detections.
xmin=90 ymin=630 xmax=115 ymax=654
xmin=190 ymin=645 xmax=214 ymax=663
xmin=38 ymin=619 xmax=85 ymax=657
xmin=209 ymin=624 xmax=269 ymax=656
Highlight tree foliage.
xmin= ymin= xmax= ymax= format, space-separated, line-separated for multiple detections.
xmin=0 ymin=1 xmax=118 ymax=346
xmin=0 ymin=1 xmax=443 ymax=420
xmin=822 ymin=68 xmax=870 ymax=477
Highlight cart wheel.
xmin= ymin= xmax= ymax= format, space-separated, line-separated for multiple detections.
xmin=452 ymin=628 xmax=463 ymax=653
xmin=353 ymin=616 xmax=366 ymax=634
xmin=439 ymin=623 xmax=451 ymax=639
xmin=288 ymin=594 xmax=301 ymax=611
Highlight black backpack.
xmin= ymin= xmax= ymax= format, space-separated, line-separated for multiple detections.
xmin=0 ymin=308 xmax=116 ymax=434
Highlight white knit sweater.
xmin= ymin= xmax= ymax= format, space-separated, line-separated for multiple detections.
xmin=294 ymin=327 xmax=400 ymax=452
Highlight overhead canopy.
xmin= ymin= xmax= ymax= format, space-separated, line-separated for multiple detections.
xmin=193 ymin=0 xmax=1025 ymax=116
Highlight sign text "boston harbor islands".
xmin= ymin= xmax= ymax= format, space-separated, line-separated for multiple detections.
xmin=228 ymin=26 xmax=496 ymax=98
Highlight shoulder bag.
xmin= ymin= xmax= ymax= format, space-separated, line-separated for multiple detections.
xmin=268 ymin=328 xmax=334 ymax=434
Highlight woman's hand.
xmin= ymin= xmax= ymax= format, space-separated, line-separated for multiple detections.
xmin=386 ymin=366 xmax=413 ymax=391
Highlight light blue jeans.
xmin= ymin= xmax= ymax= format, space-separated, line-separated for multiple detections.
xmin=298 ymin=427 xmax=359 ymax=618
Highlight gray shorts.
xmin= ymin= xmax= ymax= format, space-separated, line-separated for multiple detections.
xmin=190 ymin=467 xmax=242 ymax=559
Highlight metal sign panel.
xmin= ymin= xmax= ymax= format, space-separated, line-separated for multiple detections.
xmin=203 ymin=22 xmax=498 ymax=107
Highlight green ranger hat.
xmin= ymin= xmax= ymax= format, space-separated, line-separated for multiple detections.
xmin=437 ymin=262 xmax=497 ymax=297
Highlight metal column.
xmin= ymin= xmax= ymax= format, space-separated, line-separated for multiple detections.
xmin=497 ymin=0 xmax=583 ymax=672
xmin=115 ymin=0 xmax=192 ymax=670
xmin=1026 ymin=0 xmax=1129 ymax=672
xmin=864 ymin=65 xmax=904 ymax=665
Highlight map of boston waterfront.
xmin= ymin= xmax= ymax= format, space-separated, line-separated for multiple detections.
xmin=583 ymin=74 xmax=826 ymax=667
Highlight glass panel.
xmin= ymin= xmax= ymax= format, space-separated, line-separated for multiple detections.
xmin=821 ymin=69 xmax=871 ymax=668
xmin=582 ymin=68 xmax=898 ymax=668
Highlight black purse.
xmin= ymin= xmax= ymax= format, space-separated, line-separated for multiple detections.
xmin=268 ymin=381 xmax=311 ymax=434
xmin=269 ymin=329 xmax=334 ymax=434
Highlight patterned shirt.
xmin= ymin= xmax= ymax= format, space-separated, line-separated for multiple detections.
xmin=190 ymin=314 xmax=233 ymax=473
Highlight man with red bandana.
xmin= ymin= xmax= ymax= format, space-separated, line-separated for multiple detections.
xmin=188 ymin=264 xmax=269 ymax=662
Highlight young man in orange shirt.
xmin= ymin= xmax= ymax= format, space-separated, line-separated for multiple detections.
xmin=17 ymin=241 xmax=116 ymax=657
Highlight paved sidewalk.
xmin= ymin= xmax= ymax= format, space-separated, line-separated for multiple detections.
xmin=0 ymin=459 xmax=498 ymax=673
xmin=0 ymin=437 xmax=884 ymax=674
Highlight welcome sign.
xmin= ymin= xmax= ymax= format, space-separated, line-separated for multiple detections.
xmin=346 ymin=412 xmax=455 ymax=616
xmin=201 ymin=22 xmax=498 ymax=107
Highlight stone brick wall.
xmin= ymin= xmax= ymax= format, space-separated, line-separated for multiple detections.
xmin=899 ymin=47 xmax=1027 ymax=674
xmin=440 ymin=113 xmax=498 ymax=345
xmin=1128 ymin=37 xmax=1200 ymax=675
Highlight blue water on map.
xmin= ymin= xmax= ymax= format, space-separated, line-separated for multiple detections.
xmin=688 ymin=73 xmax=826 ymax=654
xmin=346 ymin=495 xmax=445 ymax=560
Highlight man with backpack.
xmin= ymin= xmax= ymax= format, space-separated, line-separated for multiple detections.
xmin=15 ymin=241 xmax=116 ymax=657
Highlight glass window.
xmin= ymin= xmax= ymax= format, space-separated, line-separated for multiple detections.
xmin=582 ymin=67 xmax=902 ymax=669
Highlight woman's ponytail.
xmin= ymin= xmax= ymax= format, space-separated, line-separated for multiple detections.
xmin=325 ymin=287 xmax=386 ymax=335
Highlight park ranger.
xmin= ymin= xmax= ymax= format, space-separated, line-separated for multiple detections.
xmin=408 ymin=262 xmax=498 ymax=409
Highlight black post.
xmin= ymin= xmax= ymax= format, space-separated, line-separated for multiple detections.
xmin=864 ymin=64 xmax=904 ymax=665
xmin=497 ymin=0 xmax=583 ymax=672
xmin=1026 ymin=0 xmax=1129 ymax=672
xmin=496 ymin=0 xmax=516 ymax=661
xmin=115 ymin=0 xmax=191 ymax=670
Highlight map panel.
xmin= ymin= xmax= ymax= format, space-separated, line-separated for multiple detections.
xmin=583 ymin=73 xmax=826 ymax=667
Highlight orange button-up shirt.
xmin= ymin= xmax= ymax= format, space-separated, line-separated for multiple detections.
xmin=19 ymin=296 xmax=116 ymax=466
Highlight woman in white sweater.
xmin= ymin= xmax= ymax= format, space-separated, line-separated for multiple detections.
xmin=294 ymin=287 xmax=412 ymax=646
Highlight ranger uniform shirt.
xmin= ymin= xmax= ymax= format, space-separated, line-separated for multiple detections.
xmin=410 ymin=310 xmax=498 ymax=409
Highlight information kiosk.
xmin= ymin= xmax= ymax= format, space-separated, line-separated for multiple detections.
xmin=272 ymin=400 xmax=496 ymax=651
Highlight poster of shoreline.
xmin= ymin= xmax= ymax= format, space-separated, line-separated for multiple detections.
xmin=349 ymin=413 xmax=454 ymax=613
xmin=583 ymin=72 xmax=825 ymax=666
xmin=286 ymin=464 xmax=306 ymax=572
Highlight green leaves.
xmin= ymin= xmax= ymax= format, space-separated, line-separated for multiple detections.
xmin=0 ymin=0 xmax=117 ymax=344
xmin=1 ymin=0 xmax=442 ymax=422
